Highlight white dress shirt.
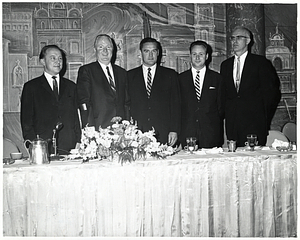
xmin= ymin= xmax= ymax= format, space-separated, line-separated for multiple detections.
xmin=142 ymin=64 xmax=157 ymax=87
xmin=192 ymin=66 xmax=206 ymax=94
xmin=234 ymin=51 xmax=248 ymax=85
xmin=44 ymin=72 xmax=59 ymax=93
xmin=99 ymin=61 xmax=115 ymax=85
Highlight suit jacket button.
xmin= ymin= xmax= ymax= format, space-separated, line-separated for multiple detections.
xmin=148 ymin=118 xmax=150 ymax=121
xmin=196 ymin=119 xmax=198 ymax=122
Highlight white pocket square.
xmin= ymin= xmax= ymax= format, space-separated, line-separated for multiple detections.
xmin=209 ymin=86 xmax=216 ymax=89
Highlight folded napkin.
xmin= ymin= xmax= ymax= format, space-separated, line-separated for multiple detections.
xmin=195 ymin=147 xmax=223 ymax=154
xmin=272 ymin=139 xmax=289 ymax=149
xmin=205 ymin=147 xmax=223 ymax=154
xmin=68 ymin=149 xmax=81 ymax=159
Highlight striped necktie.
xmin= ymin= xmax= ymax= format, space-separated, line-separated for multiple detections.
xmin=146 ymin=68 xmax=152 ymax=98
xmin=106 ymin=66 xmax=116 ymax=92
xmin=52 ymin=76 xmax=59 ymax=100
xmin=195 ymin=71 xmax=201 ymax=101
xmin=236 ymin=56 xmax=241 ymax=92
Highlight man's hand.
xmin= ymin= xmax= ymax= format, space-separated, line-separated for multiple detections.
xmin=168 ymin=132 xmax=178 ymax=147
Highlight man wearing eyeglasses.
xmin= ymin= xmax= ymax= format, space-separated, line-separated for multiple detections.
xmin=220 ymin=26 xmax=281 ymax=147
xmin=77 ymin=34 xmax=128 ymax=129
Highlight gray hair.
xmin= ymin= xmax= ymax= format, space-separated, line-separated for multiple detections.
xmin=94 ymin=34 xmax=113 ymax=49
xmin=232 ymin=26 xmax=251 ymax=38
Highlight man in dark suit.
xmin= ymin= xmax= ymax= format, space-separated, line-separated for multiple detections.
xmin=220 ymin=26 xmax=281 ymax=147
xmin=127 ymin=37 xmax=180 ymax=146
xmin=179 ymin=41 xmax=225 ymax=148
xmin=76 ymin=34 xmax=127 ymax=129
xmin=21 ymin=45 xmax=81 ymax=154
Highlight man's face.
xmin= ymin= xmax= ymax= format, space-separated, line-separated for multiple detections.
xmin=140 ymin=42 xmax=159 ymax=67
xmin=95 ymin=36 xmax=113 ymax=65
xmin=190 ymin=45 xmax=208 ymax=70
xmin=40 ymin=48 xmax=63 ymax=76
xmin=230 ymin=29 xmax=250 ymax=56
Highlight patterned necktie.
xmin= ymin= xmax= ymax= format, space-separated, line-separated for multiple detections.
xmin=106 ymin=66 xmax=116 ymax=92
xmin=52 ymin=76 xmax=59 ymax=100
xmin=236 ymin=56 xmax=241 ymax=92
xmin=146 ymin=68 xmax=152 ymax=98
xmin=195 ymin=71 xmax=201 ymax=101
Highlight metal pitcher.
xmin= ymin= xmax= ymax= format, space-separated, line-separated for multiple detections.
xmin=227 ymin=140 xmax=237 ymax=152
xmin=24 ymin=135 xmax=49 ymax=164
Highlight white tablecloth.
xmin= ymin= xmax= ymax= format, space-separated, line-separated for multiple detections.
xmin=3 ymin=149 xmax=297 ymax=237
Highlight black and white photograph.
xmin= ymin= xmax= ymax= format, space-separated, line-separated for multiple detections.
xmin=2 ymin=1 xmax=297 ymax=238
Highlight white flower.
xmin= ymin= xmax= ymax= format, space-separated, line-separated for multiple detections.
xmin=122 ymin=120 xmax=130 ymax=126
xmin=99 ymin=138 xmax=111 ymax=148
xmin=79 ymin=117 xmax=175 ymax=161
xmin=112 ymin=123 xmax=120 ymax=129
xmin=131 ymin=141 xmax=139 ymax=148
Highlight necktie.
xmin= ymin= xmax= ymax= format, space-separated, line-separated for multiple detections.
xmin=106 ymin=66 xmax=116 ymax=92
xmin=195 ymin=71 xmax=201 ymax=101
xmin=52 ymin=76 xmax=59 ymax=100
xmin=236 ymin=56 xmax=240 ymax=92
xmin=146 ymin=68 xmax=152 ymax=98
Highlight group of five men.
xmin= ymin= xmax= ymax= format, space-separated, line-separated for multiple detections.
xmin=20 ymin=26 xmax=281 ymax=154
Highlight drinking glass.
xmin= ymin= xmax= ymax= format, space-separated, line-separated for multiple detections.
xmin=185 ymin=137 xmax=197 ymax=153
xmin=227 ymin=140 xmax=237 ymax=152
xmin=245 ymin=134 xmax=258 ymax=151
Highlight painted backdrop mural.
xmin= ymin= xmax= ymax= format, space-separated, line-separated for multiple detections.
xmin=2 ymin=2 xmax=297 ymax=154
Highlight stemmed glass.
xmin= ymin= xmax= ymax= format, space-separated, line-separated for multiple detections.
xmin=245 ymin=134 xmax=258 ymax=151
xmin=185 ymin=137 xmax=197 ymax=153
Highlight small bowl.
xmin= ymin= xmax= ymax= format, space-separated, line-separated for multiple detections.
xmin=10 ymin=152 xmax=23 ymax=160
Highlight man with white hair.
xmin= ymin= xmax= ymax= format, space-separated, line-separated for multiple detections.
xmin=220 ymin=26 xmax=281 ymax=147
xmin=77 ymin=34 xmax=128 ymax=129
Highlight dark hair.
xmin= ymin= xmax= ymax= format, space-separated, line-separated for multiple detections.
xmin=190 ymin=40 xmax=212 ymax=66
xmin=39 ymin=45 xmax=63 ymax=60
xmin=189 ymin=40 xmax=208 ymax=53
xmin=39 ymin=44 xmax=67 ymax=76
xmin=139 ymin=37 xmax=159 ymax=51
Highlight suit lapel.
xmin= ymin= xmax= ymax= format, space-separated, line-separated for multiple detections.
xmin=227 ymin=57 xmax=236 ymax=91
xmin=239 ymin=53 xmax=253 ymax=91
xmin=59 ymin=77 xmax=66 ymax=100
xmin=241 ymin=53 xmax=252 ymax=81
xmin=186 ymin=69 xmax=198 ymax=101
xmin=201 ymin=69 xmax=210 ymax=98
xmin=112 ymin=65 xmax=118 ymax=88
xmin=151 ymin=65 xmax=161 ymax=95
xmin=137 ymin=66 xmax=148 ymax=97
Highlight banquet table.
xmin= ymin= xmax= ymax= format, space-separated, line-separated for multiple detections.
xmin=3 ymin=149 xmax=297 ymax=237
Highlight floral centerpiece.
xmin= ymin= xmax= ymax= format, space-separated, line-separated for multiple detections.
xmin=78 ymin=117 xmax=176 ymax=164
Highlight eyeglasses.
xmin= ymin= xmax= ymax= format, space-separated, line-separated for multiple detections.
xmin=230 ymin=35 xmax=248 ymax=41
xmin=96 ymin=46 xmax=112 ymax=52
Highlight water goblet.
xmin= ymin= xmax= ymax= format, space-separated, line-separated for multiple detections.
xmin=185 ymin=137 xmax=197 ymax=153
xmin=245 ymin=134 xmax=258 ymax=151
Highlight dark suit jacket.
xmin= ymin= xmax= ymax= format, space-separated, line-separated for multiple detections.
xmin=76 ymin=61 xmax=127 ymax=129
xmin=179 ymin=68 xmax=225 ymax=148
xmin=20 ymin=75 xmax=81 ymax=154
xmin=127 ymin=65 xmax=180 ymax=144
xmin=220 ymin=53 xmax=281 ymax=146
